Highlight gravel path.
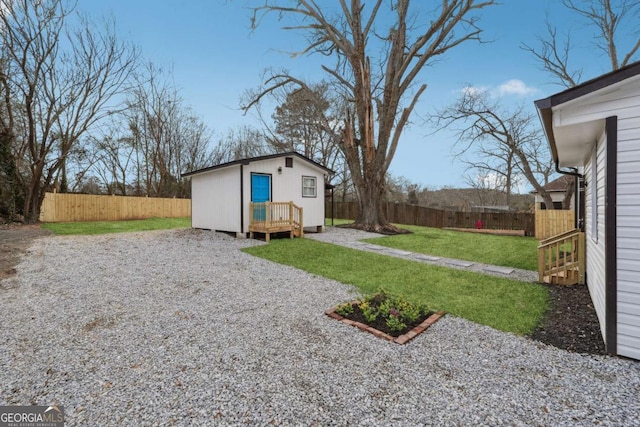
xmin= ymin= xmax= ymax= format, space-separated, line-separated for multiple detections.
xmin=1 ymin=229 xmax=639 ymax=426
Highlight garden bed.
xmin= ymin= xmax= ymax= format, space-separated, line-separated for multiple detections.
xmin=325 ymin=292 xmax=446 ymax=344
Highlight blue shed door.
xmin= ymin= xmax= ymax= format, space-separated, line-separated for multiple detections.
xmin=251 ymin=173 xmax=271 ymax=221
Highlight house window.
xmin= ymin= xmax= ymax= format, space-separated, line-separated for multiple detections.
xmin=285 ymin=157 xmax=293 ymax=168
xmin=302 ymin=176 xmax=316 ymax=197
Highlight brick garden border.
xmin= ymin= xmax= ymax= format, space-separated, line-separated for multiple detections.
xmin=325 ymin=304 xmax=446 ymax=345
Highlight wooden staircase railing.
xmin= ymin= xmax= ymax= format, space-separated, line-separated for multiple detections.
xmin=249 ymin=201 xmax=303 ymax=241
xmin=538 ymin=228 xmax=585 ymax=285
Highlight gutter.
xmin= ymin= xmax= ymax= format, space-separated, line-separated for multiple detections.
xmin=535 ymin=99 xmax=583 ymax=178
xmin=535 ymin=98 xmax=584 ymax=230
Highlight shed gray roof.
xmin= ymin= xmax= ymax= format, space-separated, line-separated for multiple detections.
xmin=181 ymin=151 xmax=335 ymax=178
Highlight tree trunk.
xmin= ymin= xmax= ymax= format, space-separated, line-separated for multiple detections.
xmin=59 ymin=158 xmax=68 ymax=193
xmin=25 ymin=186 xmax=46 ymax=223
xmin=541 ymin=192 xmax=556 ymax=211
xmin=505 ymin=172 xmax=512 ymax=207
xmin=351 ymin=176 xmax=407 ymax=234
xmin=355 ymin=181 xmax=386 ymax=226
xmin=563 ymin=176 xmax=576 ymax=209
xmin=0 ymin=130 xmax=19 ymax=220
xmin=22 ymin=162 xmax=46 ymax=223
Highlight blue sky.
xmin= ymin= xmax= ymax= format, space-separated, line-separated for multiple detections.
xmin=79 ymin=1 xmax=623 ymax=190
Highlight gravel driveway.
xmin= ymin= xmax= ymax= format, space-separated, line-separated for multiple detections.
xmin=1 ymin=229 xmax=639 ymax=426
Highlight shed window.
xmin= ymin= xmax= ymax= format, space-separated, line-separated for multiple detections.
xmin=302 ymin=176 xmax=316 ymax=197
xmin=285 ymin=157 xmax=293 ymax=168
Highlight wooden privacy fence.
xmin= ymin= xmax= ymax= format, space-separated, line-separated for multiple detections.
xmin=535 ymin=209 xmax=575 ymax=240
xmin=326 ymin=201 xmax=536 ymax=236
xmin=39 ymin=192 xmax=191 ymax=222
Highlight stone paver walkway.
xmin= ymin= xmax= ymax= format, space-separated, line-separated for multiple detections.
xmin=308 ymin=227 xmax=538 ymax=282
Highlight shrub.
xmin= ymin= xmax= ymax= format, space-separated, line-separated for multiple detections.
xmin=350 ymin=289 xmax=431 ymax=333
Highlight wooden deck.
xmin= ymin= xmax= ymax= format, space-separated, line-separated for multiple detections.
xmin=249 ymin=201 xmax=303 ymax=242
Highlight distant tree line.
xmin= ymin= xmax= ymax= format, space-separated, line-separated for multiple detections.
xmin=384 ymin=175 xmax=534 ymax=212
xmin=0 ymin=0 xmax=351 ymax=223
xmin=2 ymin=0 xmax=636 ymax=225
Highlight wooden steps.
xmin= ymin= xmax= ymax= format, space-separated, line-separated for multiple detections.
xmin=538 ymin=229 xmax=585 ymax=286
xmin=248 ymin=201 xmax=303 ymax=242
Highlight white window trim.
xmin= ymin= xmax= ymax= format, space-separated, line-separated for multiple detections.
xmin=302 ymin=176 xmax=317 ymax=198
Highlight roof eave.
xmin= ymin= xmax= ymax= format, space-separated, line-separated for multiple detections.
xmin=181 ymin=151 xmax=335 ymax=178
xmin=534 ymin=98 xmax=560 ymax=167
xmin=534 ymin=61 xmax=640 ymax=167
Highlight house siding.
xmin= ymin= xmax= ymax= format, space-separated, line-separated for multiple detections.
xmin=585 ymin=129 xmax=608 ymax=342
xmin=191 ymin=165 xmax=241 ymax=232
xmin=538 ymin=66 xmax=640 ymax=360
xmin=555 ymin=83 xmax=640 ymax=125
xmin=616 ymin=107 xmax=640 ymax=359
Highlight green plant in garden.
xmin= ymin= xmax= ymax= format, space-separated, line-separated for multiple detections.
xmin=335 ymin=302 xmax=354 ymax=316
xmin=385 ymin=313 xmax=407 ymax=332
xmin=359 ymin=300 xmax=378 ymax=324
xmin=352 ymin=290 xmax=431 ymax=333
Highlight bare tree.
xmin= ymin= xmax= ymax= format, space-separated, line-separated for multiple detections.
xmin=271 ymin=84 xmax=342 ymax=162
xmin=246 ymin=0 xmax=495 ymax=233
xmin=90 ymin=119 xmax=137 ymax=195
xmin=122 ymin=63 xmax=214 ymax=198
xmin=463 ymin=172 xmax=513 ymax=208
xmin=241 ymin=75 xmax=351 ymax=194
xmin=60 ymin=140 xmax=102 ymax=194
xmin=521 ymin=0 xmax=639 ymax=205
xmin=0 ymin=75 xmax=20 ymax=219
xmin=435 ymin=88 xmax=557 ymax=209
xmin=84 ymin=63 xmax=215 ymax=198
xmin=210 ymin=126 xmax=272 ymax=165
xmin=523 ymin=0 xmax=640 ymax=88
xmin=456 ymin=129 xmax=518 ymax=206
xmin=0 ymin=0 xmax=138 ymax=222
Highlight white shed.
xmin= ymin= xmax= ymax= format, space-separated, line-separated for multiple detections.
xmin=535 ymin=61 xmax=640 ymax=360
xmin=182 ymin=152 xmax=333 ymax=240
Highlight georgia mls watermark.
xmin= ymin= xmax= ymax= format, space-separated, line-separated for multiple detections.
xmin=0 ymin=406 xmax=64 ymax=427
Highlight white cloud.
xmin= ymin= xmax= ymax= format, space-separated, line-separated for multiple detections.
xmin=496 ymin=79 xmax=538 ymax=97
xmin=459 ymin=85 xmax=489 ymax=97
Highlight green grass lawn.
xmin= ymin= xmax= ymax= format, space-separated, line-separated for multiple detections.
xmin=243 ymin=238 xmax=547 ymax=335
xmin=41 ymin=217 xmax=191 ymax=235
xmin=362 ymin=224 xmax=539 ymax=271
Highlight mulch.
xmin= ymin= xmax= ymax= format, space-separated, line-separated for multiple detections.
xmin=338 ymin=303 xmax=434 ymax=338
xmin=527 ymin=283 xmax=606 ymax=355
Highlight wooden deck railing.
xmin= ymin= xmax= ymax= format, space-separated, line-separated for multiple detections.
xmin=249 ymin=201 xmax=303 ymax=241
xmin=538 ymin=228 xmax=585 ymax=285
